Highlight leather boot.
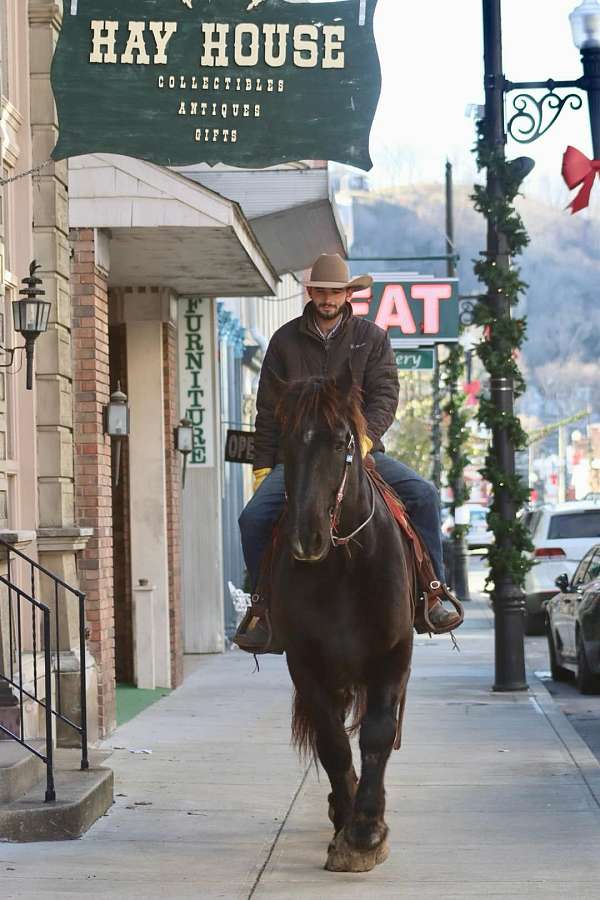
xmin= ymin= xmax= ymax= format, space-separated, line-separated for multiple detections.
xmin=232 ymin=597 xmax=284 ymax=655
xmin=414 ymin=584 xmax=464 ymax=635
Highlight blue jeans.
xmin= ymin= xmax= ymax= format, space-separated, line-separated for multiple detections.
xmin=239 ymin=452 xmax=443 ymax=590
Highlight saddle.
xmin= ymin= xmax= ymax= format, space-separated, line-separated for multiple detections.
xmin=247 ymin=460 xmax=464 ymax=642
xmin=362 ymin=458 xmax=464 ymax=635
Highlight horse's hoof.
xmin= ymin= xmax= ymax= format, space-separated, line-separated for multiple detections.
xmin=324 ymin=829 xmax=390 ymax=873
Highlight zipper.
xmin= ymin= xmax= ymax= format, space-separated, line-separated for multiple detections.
xmin=323 ymin=338 xmax=330 ymax=374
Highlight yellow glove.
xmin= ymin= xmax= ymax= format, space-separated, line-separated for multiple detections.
xmin=252 ymin=467 xmax=272 ymax=492
xmin=360 ymin=435 xmax=373 ymax=458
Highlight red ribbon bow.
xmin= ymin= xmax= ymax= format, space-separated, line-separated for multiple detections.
xmin=562 ymin=145 xmax=600 ymax=214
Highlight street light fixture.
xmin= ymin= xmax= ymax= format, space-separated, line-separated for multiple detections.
xmin=0 ymin=261 xmax=51 ymax=391
xmin=174 ymin=417 xmax=194 ymax=488
xmin=570 ymin=0 xmax=600 ymax=156
xmin=14 ymin=262 xmax=52 ymax=390
xmin=104 ymin=383 xmax=130 ymax=487
xmin=570 ymin=0 xmax=600 ymax=50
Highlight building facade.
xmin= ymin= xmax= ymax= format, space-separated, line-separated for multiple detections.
xmin=1 ymin=1 xmax=346 ymax=748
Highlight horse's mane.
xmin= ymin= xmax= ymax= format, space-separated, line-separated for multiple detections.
xmin=276 ymin=376 xmax=367 ymax=442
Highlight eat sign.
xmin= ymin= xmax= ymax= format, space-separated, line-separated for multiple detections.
xmin=351 ymin=282 xmax=453 ymax=336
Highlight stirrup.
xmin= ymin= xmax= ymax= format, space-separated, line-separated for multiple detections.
xmin=233 ymin=598 xmax=284 ymax=655
xmin=414 ymin=582 xmax=465 ymax=635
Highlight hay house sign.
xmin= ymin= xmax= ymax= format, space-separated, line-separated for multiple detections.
xmin=51 ymin=0 xmax=381 ymax=169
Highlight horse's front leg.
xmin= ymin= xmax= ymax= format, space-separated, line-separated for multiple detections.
xmin=287 ymin=657 xmax=356 ymax=835
xmin=327 ymin=637 xmax=412 ymax=872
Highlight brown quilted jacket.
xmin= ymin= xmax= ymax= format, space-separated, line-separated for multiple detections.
xmin=253 ymin=301 xmax=399 ymax=471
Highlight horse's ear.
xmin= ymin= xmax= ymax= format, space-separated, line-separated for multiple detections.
xmin=334 ymin=362 xmax=354 ymax=399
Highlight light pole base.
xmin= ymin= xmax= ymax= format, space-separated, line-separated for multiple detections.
xmin=493 ymin=588 xmax=529 ymax=692
xmin=452 ymin=534 xmax=471 ymax=601
xmin=493 ymin=682 xmax=529 ymax=693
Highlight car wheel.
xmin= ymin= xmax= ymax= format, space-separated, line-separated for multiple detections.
xmin=545 ymin=619 xmax=570 ymax=683
xmin=576 ymin=634 xmax=600 ymax=695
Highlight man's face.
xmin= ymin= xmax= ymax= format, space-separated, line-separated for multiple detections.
xmin=308 ymin=286 xmax=353 ymax=320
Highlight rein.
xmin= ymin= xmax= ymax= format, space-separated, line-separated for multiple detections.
xmin=329 ymin=434 xmax=376 ymax=547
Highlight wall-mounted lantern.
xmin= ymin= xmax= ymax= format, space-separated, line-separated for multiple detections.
xmin=104 ymin=382 xmax=130 ymax=486
xmin=174 ymin=417 xmax=193 ymax=488
xmin=0 ymin=261 xmax=51 ymax=390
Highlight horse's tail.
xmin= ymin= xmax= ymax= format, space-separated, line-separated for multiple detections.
xmin=345 ymin=685 xmax=368 ymax=738
xmin=291 ymin=690 xmax=318 ymax=760
xmin=291 ymin=685 xmax=368 ymax=761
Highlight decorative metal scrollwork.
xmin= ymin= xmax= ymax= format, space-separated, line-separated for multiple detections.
xmin=507 ymin=90 xmax=583 ymax=144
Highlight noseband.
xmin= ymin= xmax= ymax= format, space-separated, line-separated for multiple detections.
xmin=329 ymin=433 xmax=375 ymax=547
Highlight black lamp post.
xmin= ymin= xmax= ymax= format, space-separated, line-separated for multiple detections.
xmin=481 ymin=0 xmax=600 ymax=692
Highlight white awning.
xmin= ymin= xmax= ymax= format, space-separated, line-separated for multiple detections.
xmin=68 ymin=154 xmax=279 ymax=296
xmin=177 ymin=166 xmax=347 ymax=275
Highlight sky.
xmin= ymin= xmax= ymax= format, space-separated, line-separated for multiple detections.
xmin=367 ymin=0 xmax=593 ymax=200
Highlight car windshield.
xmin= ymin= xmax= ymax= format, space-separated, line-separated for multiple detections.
xmin=548 ymin=511 xmax=600 ymax=540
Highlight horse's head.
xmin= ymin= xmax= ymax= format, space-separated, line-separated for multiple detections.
xmin=276 ymin=372 xmax=367 ymax=564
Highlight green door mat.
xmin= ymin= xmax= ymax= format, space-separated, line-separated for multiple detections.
xmin=116 ymin=684 xmax=171 ymax=726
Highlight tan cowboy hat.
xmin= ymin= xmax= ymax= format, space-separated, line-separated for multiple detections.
xmin=304 ymin=254 xmax=373 ymax=292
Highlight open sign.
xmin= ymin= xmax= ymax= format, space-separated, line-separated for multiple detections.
xmin=225 ymin=429 xmax=255 ymax=464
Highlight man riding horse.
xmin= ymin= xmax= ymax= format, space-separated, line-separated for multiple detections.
xmin=235 ymin=253 xmax=461 ymax=653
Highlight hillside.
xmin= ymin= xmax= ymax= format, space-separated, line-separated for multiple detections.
xmin=346 ymin=184 xmax=600 ymax=423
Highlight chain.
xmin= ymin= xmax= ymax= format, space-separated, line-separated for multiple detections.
xmin=0 ymin=159 xmax=53 ymax=187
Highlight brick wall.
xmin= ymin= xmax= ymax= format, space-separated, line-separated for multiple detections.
xmin=163 ymin=322 xmax=183 ymax=688
xmin=70 ymin=228 xmax=116 ymax=737
xmin=109 ymin=324 xmax=133 ymax=685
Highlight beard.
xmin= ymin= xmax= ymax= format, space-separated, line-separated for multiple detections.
xmin=316 ymin=304 xmax=342 ymax=320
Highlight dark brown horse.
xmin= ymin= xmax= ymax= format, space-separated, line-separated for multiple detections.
xmin=271 ymin=374 xmax=414 ymax=872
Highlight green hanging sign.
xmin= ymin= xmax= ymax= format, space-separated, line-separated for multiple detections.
xmin=51 ymin=0 xmax=381 ymax=170
xmin=394 ymin=349 xmax=435 ymax=371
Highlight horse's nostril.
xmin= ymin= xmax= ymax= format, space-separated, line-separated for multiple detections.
xmin=291 ymin=529 xmax=328 ymax=561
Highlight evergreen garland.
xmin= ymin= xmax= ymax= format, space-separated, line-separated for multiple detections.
xmin=443 ymin=342 xmax=470 ymax=540
xmin=471 ymin=121 xmax=534 ymax=589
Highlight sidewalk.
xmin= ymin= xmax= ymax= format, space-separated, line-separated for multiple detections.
xmin=2 ymin=600 xmax=600 ymax=899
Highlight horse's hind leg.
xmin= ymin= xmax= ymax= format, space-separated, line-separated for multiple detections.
xmin=287 ymin=658 xmax=356 ymax=836
xmin=328 ymin=637 xmax=412 ymax=872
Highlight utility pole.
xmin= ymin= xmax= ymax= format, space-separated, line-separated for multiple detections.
xmin=445 ymin=161 xmax=470 ymax=601
xmin=483 ymin=0 xmax=527 ymax=691
xmin=431 ymin=347 xmax=442 ymax=491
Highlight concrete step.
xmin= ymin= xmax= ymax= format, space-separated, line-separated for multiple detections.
xmin=0 ymin=741 xmax=45 ymax=802
xmin=0 ymin=749 xmax=113 ymax=842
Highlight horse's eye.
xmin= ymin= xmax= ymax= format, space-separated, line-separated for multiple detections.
xmin=334 ymin=441 xmax=346 ymax=452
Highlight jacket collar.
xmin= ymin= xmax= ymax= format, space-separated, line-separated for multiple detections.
xmin=300 ymin=301 xmax=353 ymax=341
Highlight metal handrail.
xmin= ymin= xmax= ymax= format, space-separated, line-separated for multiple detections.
xmin=0 ymin=537 xmax=88 ymax=802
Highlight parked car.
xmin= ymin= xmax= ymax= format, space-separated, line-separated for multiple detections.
xmin=465 ymin=504 xmax=493 ymax=550
xmin=440 ymin=503 xmax=492 ymax=550
xmin=523 ymin=500 xmax=600 ymax=635
xmin=545 ymin=543 xmax=600 ymax=693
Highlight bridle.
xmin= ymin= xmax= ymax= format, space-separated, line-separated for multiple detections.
xmin=329 ymin=433 xmax=375 ymax=548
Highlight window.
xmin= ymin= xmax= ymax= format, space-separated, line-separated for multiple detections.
xmin=524 ymin=510 xmax=542 ymax=537
xmin=586 ymin=550 xmax=600 ymax=584
xmin=548 ymin=511 xmax=600 ymax=541
xmin=572 ymin=549 xmax=594 ymax=587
